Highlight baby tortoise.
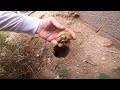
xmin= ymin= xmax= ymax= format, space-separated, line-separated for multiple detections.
xmin=56 ymin=31 xmax=72 ymax=43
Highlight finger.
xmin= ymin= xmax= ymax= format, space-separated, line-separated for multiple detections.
xmin=58 ymin=43 xmax=64 ymax=47
xmin=57 ymin=31 xmax=66 ymax=37
xmin=50 ymin=17 xmax=66 ymax=30
xmin=51 ymin=39 xmax=58 ymax=46
xmin=65 ymin=28 xmax=76 ymax=40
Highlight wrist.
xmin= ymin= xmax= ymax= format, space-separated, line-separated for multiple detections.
xmin=35 ymin=19 xmax=44 ymax=35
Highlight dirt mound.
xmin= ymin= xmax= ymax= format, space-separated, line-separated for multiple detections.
xmin=4 ymin=11 xmax=120 ymax=79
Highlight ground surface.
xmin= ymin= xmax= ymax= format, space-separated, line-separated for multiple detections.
xmin=1 ymin=11 xmax=120 ymax=79
xmin=79 ymin=11 xmax=120 ymax=41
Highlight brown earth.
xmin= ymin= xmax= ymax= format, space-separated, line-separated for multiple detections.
xmin=2 ymin=11 xmax=120 ymax=79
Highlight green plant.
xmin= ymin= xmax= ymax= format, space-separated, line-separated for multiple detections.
xmin=113 ymin=66 xmax=120 ymax=79
xmin=0 ymin=32 xmax=9 ymax=46
xmin=53 ymin=64 xmax=68 ymax=79
xmin=98 ymin=73 xmax=111 ymax=79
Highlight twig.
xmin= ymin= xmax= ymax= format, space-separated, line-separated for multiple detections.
xmin=28 ymin=11 xmax=36 ymax=16
xmin=84 ymin=60 xmax=97 ymax=66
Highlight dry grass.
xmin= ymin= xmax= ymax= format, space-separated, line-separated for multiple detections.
xmin=0 ymin=32 xmax=35 ymax=79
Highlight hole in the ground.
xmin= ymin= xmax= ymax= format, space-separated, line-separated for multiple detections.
xmin=53 ymin=45 xmax=70 ymax=58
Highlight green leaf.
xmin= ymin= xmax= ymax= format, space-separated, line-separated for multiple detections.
xmin=53 ymin=64 xmax=68 ymax=79
xmin=98 ymin=73 xmax=111 ymax=79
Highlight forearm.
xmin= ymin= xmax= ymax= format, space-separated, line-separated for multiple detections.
xmin=0 ymin=11 xmax=40 ymax=35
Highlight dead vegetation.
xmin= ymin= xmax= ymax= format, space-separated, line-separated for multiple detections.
xmin=0 ymin=32 xmax=32 ymax=79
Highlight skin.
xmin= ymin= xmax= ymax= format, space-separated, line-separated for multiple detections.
xmin=36 ymin=17 xmax=76 ymax=47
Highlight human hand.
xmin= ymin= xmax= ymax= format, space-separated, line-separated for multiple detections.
xmin=36 ymin=17 xmax=76 ymax=47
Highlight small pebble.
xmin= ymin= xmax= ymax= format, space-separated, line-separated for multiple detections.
xmin=1 ymin=53 xmax=6 ymax=56
xmin=36 ymin=54 xmax=39 ymax=57
xmin=47 ymin=58 xmax=51 ymax=64
xmin=54 ymin=75 xmax=60 ymax=79
xmin=76 ymin=72 xmax=79 ymax=74
xmin=77 ymin=65 xmax=79 ymax=67
xmin=102 ymin=57 xmax=105 ymax=60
